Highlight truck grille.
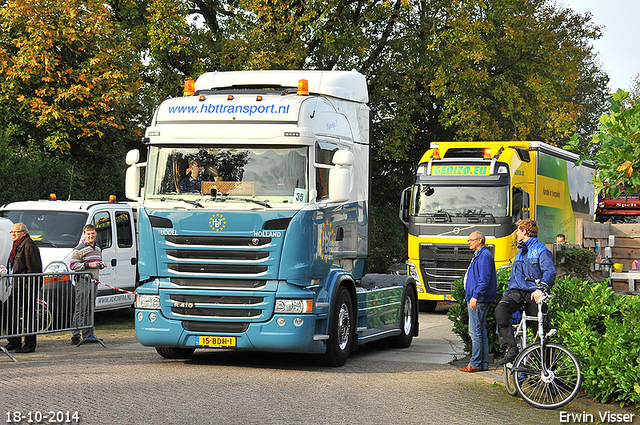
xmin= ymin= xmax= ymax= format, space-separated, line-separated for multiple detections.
xmin=182 ymin=321 xmax=249 ymax=333
xmin=163 ymin=235 xmax=274 ymax=278
xmin=419 ymin=243 xmax=476 ymax=293
xmin=167 ymin=293 xmax=272 ymax=321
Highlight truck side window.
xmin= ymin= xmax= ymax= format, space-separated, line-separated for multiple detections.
xmin=93 ymin=211 xmax=112 ymax=249
xmin=315 ymin=141 xmax=338 ymax=200
xmin=116 ymin=211 xmax=133 ymax=248
xmin=512 ymin=187 xmax=523 ymax=222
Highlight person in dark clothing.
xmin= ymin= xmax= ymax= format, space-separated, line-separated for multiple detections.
xmin=179 ymin=159 xmax=214 ymax=193
xmin=496 ymin=219 xmax=556 ymax=365
xmin=4 ymin=223 xmax=43 ymax=353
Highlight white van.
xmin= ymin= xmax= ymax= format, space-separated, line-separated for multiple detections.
xmin=0 ymin=198 xmax=138 ymax=311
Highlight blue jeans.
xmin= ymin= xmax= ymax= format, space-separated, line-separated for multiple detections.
xmin=468 ymin=302 xmax=490 ymax=370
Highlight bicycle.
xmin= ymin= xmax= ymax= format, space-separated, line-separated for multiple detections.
xmin=502 ymin=280 xmax=582 ymax=409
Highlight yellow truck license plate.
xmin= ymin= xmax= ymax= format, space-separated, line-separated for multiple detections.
xmin=196 ymin=336 xmax=236 ymax=347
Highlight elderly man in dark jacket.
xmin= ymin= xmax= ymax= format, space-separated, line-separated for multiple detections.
xmin=4 ymin=222 xmax=43 ymax=353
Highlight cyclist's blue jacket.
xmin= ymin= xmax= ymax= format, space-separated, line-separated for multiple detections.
xmin=464 ymin=246 xmax=497 ymax=303
xmin=507 ymin=237 xmax=556 ymax=291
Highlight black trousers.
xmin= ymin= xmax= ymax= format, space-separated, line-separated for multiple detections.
xmin=495 ymin=289 xmax=541 ymax=350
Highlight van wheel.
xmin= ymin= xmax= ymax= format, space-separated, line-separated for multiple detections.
xmin=156 ymin=347 xmax=195 ymax=359
xmin=319 ymin=287 xmax=354 ymax=367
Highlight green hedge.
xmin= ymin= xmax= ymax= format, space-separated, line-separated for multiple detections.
xmin=448 ymin=272 xmax=640 ymax=406
xmin=446 ymin=268 xmax=510 ymax=354
xmin=549 ymin=277 xmax=640 ymax=406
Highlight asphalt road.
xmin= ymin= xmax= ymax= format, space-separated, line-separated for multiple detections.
xmin=1 ymin=305 xmax=637 ymax=425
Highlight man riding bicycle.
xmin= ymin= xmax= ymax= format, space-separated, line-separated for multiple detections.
xmin=496 ymin=219 xmax=556 ymax=365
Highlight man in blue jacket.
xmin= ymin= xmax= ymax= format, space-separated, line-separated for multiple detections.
xmin=496 ymin=219 xmax=556 ymax=365
xmin=459 ymin=231 xmax=497 ymax=372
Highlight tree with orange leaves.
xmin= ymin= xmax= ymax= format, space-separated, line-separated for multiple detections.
xmin=0 ymin=0 xmax=143 ymax=198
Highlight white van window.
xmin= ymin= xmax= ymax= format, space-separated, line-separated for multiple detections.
xmin=0 ymin=210 xmax=87 ymax=248
xmin=116 ymin=211 xmax=133 ymax=248
xmin=93 ymin=212 xmax=112 ymax=249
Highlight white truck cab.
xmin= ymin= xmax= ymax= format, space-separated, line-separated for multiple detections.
xmin=0 ymin=197 xmax=138 ymax=311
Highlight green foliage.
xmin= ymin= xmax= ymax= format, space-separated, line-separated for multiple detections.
xmin=367 ymin=202 xmax=406 ymax=273
xmin=450 ymin=272 xmax=640 ymax=405
xmin=447 ymin=268 xmax=510 ymax=354
xmin=566 ymin=89 xmax=640 ymax=197
xmin=549 ymin=277 xmax=640 ymax=406
xmin=0 ymin=142 xmax=126 ymax=204
xmin=556 ymin=246 xmax=597 ymax=279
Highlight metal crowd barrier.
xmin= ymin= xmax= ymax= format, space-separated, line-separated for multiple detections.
xmin=1 ymin=271 xmax=102 ymax=361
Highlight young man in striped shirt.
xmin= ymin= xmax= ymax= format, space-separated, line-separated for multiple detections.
xmin=70 ymin=224 xmax=106 ymax=345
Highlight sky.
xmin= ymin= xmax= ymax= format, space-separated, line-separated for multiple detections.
xmin=561 ymin=0 xmax=640 ymax=93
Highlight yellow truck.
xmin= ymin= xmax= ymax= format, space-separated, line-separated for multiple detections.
xmin=399 ymin=141 xmax=595 ymax=311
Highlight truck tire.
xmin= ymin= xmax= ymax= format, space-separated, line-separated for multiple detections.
xmin=320 ymin=287 xmax=354 ymax=367
xmin=155 ymin=346 xmax=195 ymax=360
xmin=388 ymin=286 xmax=417 ymax=348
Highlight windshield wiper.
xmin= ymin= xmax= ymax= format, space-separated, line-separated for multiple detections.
xmin=220 ymin=197 xmax=272 ymax=208
xmin=433 ymin=211 xmax=451 ymax=222
xmin=160 ymin=197 xmax=204 ymax=208
xmin=466 ymin=212 xmax=496 ymax=223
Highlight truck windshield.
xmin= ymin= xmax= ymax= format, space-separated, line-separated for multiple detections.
xmin=410 ymin=184 xmax=509 ymax=217
xmin=146 ymin=146 xmax=308 ymax=205
xmin=0 ymin=210 xmax=88 ymax=248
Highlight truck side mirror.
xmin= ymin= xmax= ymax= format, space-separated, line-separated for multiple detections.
xmin=125 ymin=149 xmax=140 ymax=165
xmin=400 ymin=187 xmax=411 ymax=225
xmin=125 ymin=149 xmax=145 ymax=201
xmin=329 ymin=150 xmax=353 ymax=203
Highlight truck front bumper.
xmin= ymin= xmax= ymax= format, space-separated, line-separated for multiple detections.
xmin=135 ymin=309 xmax=325 ymax=354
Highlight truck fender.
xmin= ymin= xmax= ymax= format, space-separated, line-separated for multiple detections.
xmin=322 ymin=271 xmax=357 ymax=348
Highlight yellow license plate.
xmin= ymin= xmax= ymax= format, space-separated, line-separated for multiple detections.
xmin=196 ymin=335 xmax=236 ymax=347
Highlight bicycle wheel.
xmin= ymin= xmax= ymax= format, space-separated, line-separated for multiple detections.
xmin=36 ymin=300 xmax=52 ymax=332
xmin=504 ymin=364 xmax=518 ymax=396
xmin=513 ymin=342 xmax=582 ymax=409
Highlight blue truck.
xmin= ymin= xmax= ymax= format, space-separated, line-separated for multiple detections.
xmin=126 ymin=70 xmax=418 ymax=366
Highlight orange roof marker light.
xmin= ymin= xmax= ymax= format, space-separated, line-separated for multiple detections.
xmin=49 ymin=193 xmax=57 ymax=201
xmin=108 ymin=194 xmax=117 ymax=202
xmin=484 ymin=148 xmax=492 ymax=159
xmin=184 ymin=80 xmax=195 ymax=96
xmin=297 ymin=79 xmax=309 ymax=96
xmin=432 ymin=148 xmax=441 ymax=159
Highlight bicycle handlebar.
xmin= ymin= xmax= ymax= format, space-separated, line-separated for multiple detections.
xmin=524 ymin=277 xmax=550 ymax=293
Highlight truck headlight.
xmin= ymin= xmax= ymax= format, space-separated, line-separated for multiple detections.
xmin=274 ymin=299 xmax=313 ymax=314
xmin=136 ymin=294 xmax=161 ymax=309
xmin=44 ymin=261 xmax=69 ymax=274
xmin=408 ymin=263 xmax=421 ymax=282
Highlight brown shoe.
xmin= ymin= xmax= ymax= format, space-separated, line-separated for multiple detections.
xmin=459 ymin=365 xmax=479 ymax=373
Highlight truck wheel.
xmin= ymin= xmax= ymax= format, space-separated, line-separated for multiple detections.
xmin=419 ymin=300 xmax=437 ymax=312
xmin=155 ymin=347 xmax=195 ymax=359
xmin=320 ymin=287 xmax=354 ymax=367
xmin=389 ymin=286 xmax=417 ymax=348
